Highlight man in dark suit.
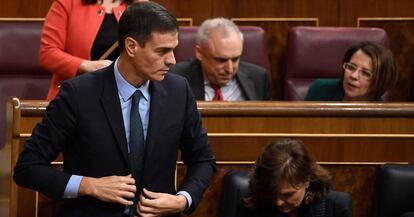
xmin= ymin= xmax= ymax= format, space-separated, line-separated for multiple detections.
xmin=169 ymin=18 xmax=272 ymax=101
xmin=13 ymin=2 xmax=216 ymax=217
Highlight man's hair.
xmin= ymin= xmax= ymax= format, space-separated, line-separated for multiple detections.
xmin=342 ymin=41 xmax=398 ymax=100
xmin=244 ymin=138 xmax=332 ymax=208
xmin=118 ymin=1 xmax=178 ymax=50
xmin=196 ymin=17 xmax=243 ymax=48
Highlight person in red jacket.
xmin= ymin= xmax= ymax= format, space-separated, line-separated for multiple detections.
xmin=40 ymin=0 xmax=147 ymax=100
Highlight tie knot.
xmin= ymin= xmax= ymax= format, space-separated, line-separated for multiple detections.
xmin=211 ymin=84 xmax=224 ymax=101
xmin=132 ymin=90 xmax=142 ymax=103
xmin=211 ymin=84 xmax=221 ymax=91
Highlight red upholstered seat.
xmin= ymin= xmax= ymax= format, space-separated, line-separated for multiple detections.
xmin=174 ymin=26 xmax=198 ymax=64
xmin=284 ymin=26 xmax=389 ymax=100
xmin=175 ymin=26 xmax=271 ymax=73
xmin=0 ymin=20 xmax=51 ymax=149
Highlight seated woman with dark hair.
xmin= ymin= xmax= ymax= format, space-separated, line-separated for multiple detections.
xmin=305 ymin=41 xmax=398 ymax=101
xmin=238 ymin=138 xmax=352 ymax=217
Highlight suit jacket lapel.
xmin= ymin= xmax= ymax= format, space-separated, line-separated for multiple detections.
xmin=143 ymin=81 xmax=167 ymax=165
xmin=189 ymin=60 xmax=205 ymax=100
xmin=237 ymin=68 xmax=256 ymax=100
xmin=99 ymin=67 xmax=130 ymax=169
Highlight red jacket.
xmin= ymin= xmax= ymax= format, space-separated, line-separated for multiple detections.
xmin=40 ymin=0 xmax=126 ymax=99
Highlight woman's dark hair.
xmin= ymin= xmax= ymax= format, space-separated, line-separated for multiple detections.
xmin=244 ymin=138 xmax=332 ymax=208
xmin=82 ymin=0 xmax=133 ymax=4
xmin=342 ymin=41 xmax=398 ymax=100
xmin=118 ymin=1 xmax=178 ymax=50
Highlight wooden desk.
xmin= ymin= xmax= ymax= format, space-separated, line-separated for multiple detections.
xmin=198 ymin=101 xmax=414 ymax=162
xmin=4 ymin=99 xmax=413 ymax=217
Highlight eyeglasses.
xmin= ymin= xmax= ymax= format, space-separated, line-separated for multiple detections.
xmin=343 ymin=62 xmax=373 ymax=80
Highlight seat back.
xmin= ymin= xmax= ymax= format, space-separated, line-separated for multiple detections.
xmin=219 ymin=170 xmax=353 ymax=217
xmin=401 ymin=212 xmax=414 ymax=217
xmin=0 ymin=19 xmax=51 ymax=149
xmin=219 ymin=170 xmax=250 ymax=217
xmin=284 ymin=26 xmax=389 ymax=100
xmin=373 ymin=164 xmax=414 ymax=217
xmin=175 ymin=26 xmax=271 ymax=72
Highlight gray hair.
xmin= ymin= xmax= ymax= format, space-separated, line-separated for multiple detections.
xmin=196 ymin=17 xmax=244 ymax=48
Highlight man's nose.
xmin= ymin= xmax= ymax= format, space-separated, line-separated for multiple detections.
xmin=165 ymin=52 xmax=176 ymax=66
xmin=224 ymin=59 xmax=234 ymax=73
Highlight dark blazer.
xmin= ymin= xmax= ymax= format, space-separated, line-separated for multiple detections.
xmin=237 ymin=191 xmax=352 ymax=217
xmin=305 ymin=78 xmax=383 ymax=101
xmin=169 ymin=59 xmax=272 ymax=100
xmin=13 ymin=64 xmax=216 ymax=217
xmin=305 ymin=79 xmax=345 ymax=101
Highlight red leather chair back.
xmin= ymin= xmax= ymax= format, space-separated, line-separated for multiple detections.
xmin=175 ymin=26 xmax=271 ymax=72
xmin=284 ymin=26 xmax=389 ymax=100
xmin=0 ymin=19 xmax=51 ymax=149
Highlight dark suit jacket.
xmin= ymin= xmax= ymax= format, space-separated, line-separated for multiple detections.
xmin=13 ymin=64 xmax=216 ymax=217
xmin=305 ymin=78 xmax=383 ymax=101
xmin=237 ymin=191 xmax=352 ymax=217
xmin=169 ymin=59 xmax=272 ymax=100
xmin=305 ymin=79 xmax=345 ymax=101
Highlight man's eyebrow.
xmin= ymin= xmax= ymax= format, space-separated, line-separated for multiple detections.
xmin=155 ymin=47 xmax=174 ymax=53
xmin=213 ymin=55 xmax=241 ymax=60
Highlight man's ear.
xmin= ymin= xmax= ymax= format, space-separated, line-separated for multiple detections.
xmin=124 ymin=37 xmax=138 ymax=57
xmin=195 ymin=45 xmax=203 ymax=61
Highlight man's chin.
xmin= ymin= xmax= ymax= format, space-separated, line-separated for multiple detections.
xmin=151 ymin=74 xmax=166 ymax=81
xmin=218 ymin=80 xmax=230 ymax=86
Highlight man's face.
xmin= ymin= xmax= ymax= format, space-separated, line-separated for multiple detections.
xmin=127 ymin=31 xmax=178 ymax=85
xmin=196 ymin=31 xmax=243 ymax=86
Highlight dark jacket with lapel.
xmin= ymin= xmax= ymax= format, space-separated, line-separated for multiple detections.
xmin=237 ymin=191 xmax=352 ymax=217
xmin=305 ymin=79 xmax=345 ymax=101
xmin=169 ymin=59 xmax=272 ymax=100
xmin=14 ymin=64 xmax=216 ymax=217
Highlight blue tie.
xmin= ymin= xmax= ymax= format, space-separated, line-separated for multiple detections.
xmin=129 ymin=90 xmax=145 ymax=216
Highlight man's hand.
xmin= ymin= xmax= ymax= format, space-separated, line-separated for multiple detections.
xmin=137 ymin=188 xmax=187 ymax=217
xmin=78 ymin=174 xmax=136 ymax=206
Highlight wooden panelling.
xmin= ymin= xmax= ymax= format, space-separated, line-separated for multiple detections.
xmin=324 ymin=163 xmax=381 ymax=217
xmin=177 ymin=18 xmax=193 ymax=26
xmin=338 ymin=0 xmax=414 ymax=27
xmin=209 ymin=137 xmax=414 ymax=162
xmin=4 ymin=99 xmax=414 ymax=217
xmin=231 ymin=18 xmax=318 ymax=99
xmin=0 ymin=0 xmax=52 ymax=18
xmin=211 ymin=0 xmax=338 ymax=26
xmin=358 ymin=18 xmax=414 ymax=101
xmin=154 ymin=0 xmax=212 ymax=25
xmin=198 ymin=101 xmax=414 ymax=162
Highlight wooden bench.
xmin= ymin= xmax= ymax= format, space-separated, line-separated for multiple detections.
xmin=4 ymin=98 xmax=414 ymax=217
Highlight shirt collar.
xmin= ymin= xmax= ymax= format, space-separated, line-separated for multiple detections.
xmin=204 ymin=77 xmax=237 ymax=87
xmin=114 ymin=58 xmax=150 ymax=102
